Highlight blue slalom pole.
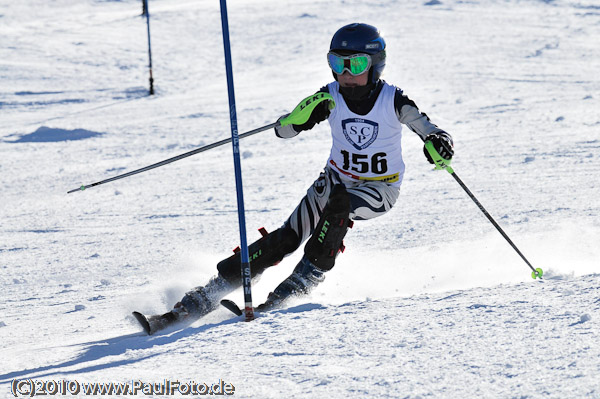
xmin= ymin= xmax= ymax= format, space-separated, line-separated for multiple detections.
xmin=219 ymin=0 xmax=255 ymax=321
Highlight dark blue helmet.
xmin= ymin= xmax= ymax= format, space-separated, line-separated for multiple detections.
xmin=329 ymin=23 xmax=386 ymax=83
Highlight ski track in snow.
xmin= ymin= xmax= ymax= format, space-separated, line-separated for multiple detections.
xmin=1 ymin=0 xmax=599 ymax=397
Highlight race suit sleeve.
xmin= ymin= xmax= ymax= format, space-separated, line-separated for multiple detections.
xmin=394 ymin=88 xmax=452 ymax=143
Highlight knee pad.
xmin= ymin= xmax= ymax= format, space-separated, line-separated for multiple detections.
xmin=304 ymin=184 xmax=352 ymax=271
xmin=217 ymin=225 xmax=300 ymax=284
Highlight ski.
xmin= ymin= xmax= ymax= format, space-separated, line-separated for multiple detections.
xmin=220 ymin=299 xmax=278 ymax=316
xmin=134 ymin=300 xmax=257 ymax=335
xmin=132 ymin=310 xmax=183 ymax=335
xmin=220 ymin=299 xmax=243 ymax=316
xmin=132 ymin=311 xmax=152 ymax=335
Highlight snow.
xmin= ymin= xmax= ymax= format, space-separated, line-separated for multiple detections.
xmin=1 ymin=0 xmax=599 ymax=397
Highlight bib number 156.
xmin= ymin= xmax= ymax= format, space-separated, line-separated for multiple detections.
xmin=341 ymin=150 xmax=388 ymax=174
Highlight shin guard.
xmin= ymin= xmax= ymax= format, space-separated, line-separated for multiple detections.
xmin=217 ymin=225 xmax=300 ymax=285
xmin=304 ymin=184 xmax=352 ymax=271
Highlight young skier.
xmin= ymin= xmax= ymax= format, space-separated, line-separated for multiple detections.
xmin=134 ymin=23 xmax=454 ymax=334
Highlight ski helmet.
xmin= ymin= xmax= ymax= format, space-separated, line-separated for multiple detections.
xmin=329 ymin=23 xmax=386 ymax=83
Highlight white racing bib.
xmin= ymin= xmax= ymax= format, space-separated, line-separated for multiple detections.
xmin=327 ymin=81 xmax=404 ymax=187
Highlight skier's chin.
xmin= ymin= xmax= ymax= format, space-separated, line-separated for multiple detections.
xmin=338 ymin=83 xmax=374 ymax=101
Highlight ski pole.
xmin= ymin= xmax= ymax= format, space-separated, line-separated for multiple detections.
xmin=424 ymin=141 xmax=543 ymax=279
xmin=66 ymin=92 xmax=334 ymax=194
xmin=67 ymin=122 xmax=277 ymax=194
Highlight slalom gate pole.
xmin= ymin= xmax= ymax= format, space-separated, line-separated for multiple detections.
xmin=143 ymin=0 xmax=154 ymax=95
xmin=67 ymin=122 xmax=277 ymax=194
xmin=219 ymin=0 xmax=255 ymax=321
xmin=424 ymin=141 xmax=543 ymax=280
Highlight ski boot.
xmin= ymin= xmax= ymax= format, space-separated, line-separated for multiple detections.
xmin=133 ymin=274 xmax=233 ymax=335
xmin=256 ymin=256 xmax=326 ymax=312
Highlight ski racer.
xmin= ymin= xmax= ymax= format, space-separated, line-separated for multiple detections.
xmin=135 ymin=23 xmax=454 ymax=334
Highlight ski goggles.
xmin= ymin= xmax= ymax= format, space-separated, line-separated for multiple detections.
xmin=327 ymin=52 xmax=372 ymax=76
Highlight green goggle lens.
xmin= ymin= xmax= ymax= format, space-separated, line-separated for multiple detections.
xmin=327 ymin=53 xmax=371 ymax=76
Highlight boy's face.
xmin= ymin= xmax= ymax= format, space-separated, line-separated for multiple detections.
xmin=337 ymin=70 xmax=368 ymax=87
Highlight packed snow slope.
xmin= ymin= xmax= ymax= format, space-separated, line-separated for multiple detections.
xmin=1 ymin=0 xmax=599 ymax=397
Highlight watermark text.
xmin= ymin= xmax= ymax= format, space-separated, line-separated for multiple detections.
xmin=10 ymin=378 xmax=235 ymax=396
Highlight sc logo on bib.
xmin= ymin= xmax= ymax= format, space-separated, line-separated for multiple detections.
xmin=341 ymin=118 xmax=379 ymax=150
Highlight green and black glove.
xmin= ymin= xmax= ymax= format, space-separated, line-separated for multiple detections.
xmin=275 ymin=92 xmax=335 ymax=138
xmin=423 ymin=132 xmax=453 ymax=163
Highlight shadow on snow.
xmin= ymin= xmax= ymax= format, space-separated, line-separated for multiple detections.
xmin=0 ymin=316 xmax=239 ymax=383
xmin=7 ymin=126 xmax=104 ymax=143
xmin=0 ymin=303 xmax=326 ymax=383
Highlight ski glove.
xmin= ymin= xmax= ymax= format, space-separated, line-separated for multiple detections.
xmin=423 ymin=132 xmax=454 ymax=164
xmin=291 ymin=99 xmax=331 ymax=132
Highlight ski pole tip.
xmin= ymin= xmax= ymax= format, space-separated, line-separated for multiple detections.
xmin=531 ymin=268 xmax=543 ymax=280
xmin=67 ymin=185 xmax=86 ymax=194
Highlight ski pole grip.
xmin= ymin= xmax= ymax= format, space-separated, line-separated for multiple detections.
xmin=280 ymin=93 xmax=335 ymax=127
xmin=424 ymin=140 xmax=454 ymax=173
